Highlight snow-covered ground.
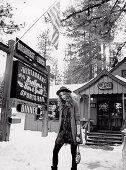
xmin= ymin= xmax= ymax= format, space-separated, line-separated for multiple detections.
xmin=0 ymin=112 xmax=124 ymax=170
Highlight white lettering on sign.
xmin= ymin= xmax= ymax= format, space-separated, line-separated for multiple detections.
xmin=20 ymin=90 xmax=45 ymax=102
xmin=20 ymin=90 xmax=37 ymax=101
xmin=21 ymin=105 xmax=38 ymax=114
xmin=17 ymin=42 xmax=35 ymax=60
xmin=13 ymin=61 xmax=48 ymax=105
xmin=98 ymin=82 xmax=113 ymax=90
xmin=37 ymin=56 xmax=46 ymax=67
xmin=16 ymin=38 xmax=46 ymax=67
xmin=21 ymin=67 xmax=47 ymax=83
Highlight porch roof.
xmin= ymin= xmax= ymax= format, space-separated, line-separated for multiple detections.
xmin=73 ymin=69 xmax=126 ymax=95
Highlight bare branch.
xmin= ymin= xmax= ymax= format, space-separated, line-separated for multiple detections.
xmin=116 ymin=40 xmax=126 ymax=56
xmin=62 ymin=0 xmax=111 ymax=22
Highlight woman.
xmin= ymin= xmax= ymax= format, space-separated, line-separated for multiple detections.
xmin=51 ymin=86 xmax=82 ymax=170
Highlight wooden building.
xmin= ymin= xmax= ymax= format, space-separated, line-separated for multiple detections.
xmin=74 ymin=69 xmax=126 ymax=131
xmin=73 ymin=57 xmax=126 ymax=145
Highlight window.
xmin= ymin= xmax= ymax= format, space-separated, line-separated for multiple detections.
xmin=122 ymin=70 xmax=126 ymax=78
xmin=49 ymin=101 xmax=59 ymax=120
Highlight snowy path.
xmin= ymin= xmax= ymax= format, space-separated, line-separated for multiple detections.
xmin=0 ymin=113 xmax=123 ymax=170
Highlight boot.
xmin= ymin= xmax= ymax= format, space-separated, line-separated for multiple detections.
xmin=71 ymin=167 xmax=77 ymax=170
xmin=51 ymin=166 xmax=57 ymax=170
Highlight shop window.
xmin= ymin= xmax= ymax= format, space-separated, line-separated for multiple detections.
xmin=98 ymin=103 xmax=109 ymax=116
xmin=48 ymin=101 xmax=59 ymax=120
xmin=110 ymin=102 xmax=122 ymax=118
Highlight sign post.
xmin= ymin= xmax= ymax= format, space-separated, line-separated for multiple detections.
xmin=42 ymin=66 xmax=50 ymax=137
xmin=0 ymin=38 xmax=49 ymax=141
xmin=0 ymin=40 xmax=14 ymax=141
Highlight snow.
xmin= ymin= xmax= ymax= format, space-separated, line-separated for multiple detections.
xmin=115 ymin=75 xmax=126 ymax=83
xmin=0 ymin=112 xmax=124 ymax=170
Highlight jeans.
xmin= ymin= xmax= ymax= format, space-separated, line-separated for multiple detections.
xmin=52 ymin=143 xmax=77 ymax=168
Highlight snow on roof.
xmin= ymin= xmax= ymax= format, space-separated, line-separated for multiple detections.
xmin=49 ymin=74 xmax=126 ymax=99
xmin=49 ymin=83 xmax=85 ymax=99
xmin=115 ymin=75 xmax=126 ymax=83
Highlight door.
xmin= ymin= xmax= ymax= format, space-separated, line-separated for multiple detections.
xmin=98 ymin=101 xmax=123 ymax=131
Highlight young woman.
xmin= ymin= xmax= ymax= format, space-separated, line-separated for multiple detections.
xmin=51 ymin=86 xmax=82 ymax=170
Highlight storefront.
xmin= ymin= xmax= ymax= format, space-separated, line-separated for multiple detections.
xmin=23 ymin=57 xmax=126 ymax=134
xmin=74 ymin=67 xmax=126 ymax=133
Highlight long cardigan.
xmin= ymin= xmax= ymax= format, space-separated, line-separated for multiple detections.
xmin=57 ymin=100 xmax=82 ymax=145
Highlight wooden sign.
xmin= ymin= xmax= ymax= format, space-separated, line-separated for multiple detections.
xmin=98 ymin=82 xmax=113 ymax=90
xmin=10 ymin=60 xmax=48 ymax=106
xmin=0 ymin=40 xmax=49 ymax=141
xmin=15 ymin=38 xmax=46 ymax=68
xmin=16 ymin=104 xmax=40 ymax=114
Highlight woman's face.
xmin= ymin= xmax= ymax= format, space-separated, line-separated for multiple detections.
xmin=59 ymin=92 xmax=67 ymax=101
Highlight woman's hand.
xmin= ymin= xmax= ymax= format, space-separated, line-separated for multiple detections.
xmin=76 ymin=135 xmax=81 ymax=143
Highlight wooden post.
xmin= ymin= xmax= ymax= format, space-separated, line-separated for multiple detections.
xmin=42 ymin=66 xmax=50 ymax=137
xmin=88 ymin=95 xmax=91 ymax=132
xmin=122 ymin=93 xmax=125 ymax=120
xmin=122 ymin=136 xmax=126 ymax=169
xmin=0 ymin=40 xmax=14 ymax=141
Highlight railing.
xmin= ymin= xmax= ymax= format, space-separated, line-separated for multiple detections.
xmin=80 ymin=119 xmax=93 ymax=141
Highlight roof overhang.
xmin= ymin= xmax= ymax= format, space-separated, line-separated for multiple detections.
xmin=74 ymin=69 xmax=126 ymax=95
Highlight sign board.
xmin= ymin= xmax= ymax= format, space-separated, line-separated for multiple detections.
xmin=90 ymin=103 xmax=96 ymax=108
xmin=16 ymin=104 xmax=40 ymax=114
xmin=10 ymin=60 xmax=48 ymax=106
xmin=15 ymin=38 xmax=46 ymax=68
xmin=98 ymin=82 xmax=113 ymax=90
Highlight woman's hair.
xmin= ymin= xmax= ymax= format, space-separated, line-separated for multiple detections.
xmin=58 ymin=91 xmax=74 ymax=108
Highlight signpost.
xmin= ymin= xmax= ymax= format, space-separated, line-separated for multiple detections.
xmin=0 ymin=40 xmax=14 ymax=141
xmin=0 ymin=38 xmax=49 ymax=141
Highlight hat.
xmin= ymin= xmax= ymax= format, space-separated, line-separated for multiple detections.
xmin=56 ymin=86 xmax=71 ymax=96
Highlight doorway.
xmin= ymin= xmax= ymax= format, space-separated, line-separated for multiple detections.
xmin=97 ymin=101 xmax=123 ymax=131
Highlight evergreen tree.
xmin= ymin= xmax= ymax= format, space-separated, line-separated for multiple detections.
xmin=62 ymin=0 xmax=126 ymax=83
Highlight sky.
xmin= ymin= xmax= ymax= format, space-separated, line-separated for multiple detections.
xmin=1 ymin=0 xmax=71 ymax=77
xmin=3 ymin=0 xmax=68 ymax=50
xmin=0 ymin=111 xmax=125 ymax=170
